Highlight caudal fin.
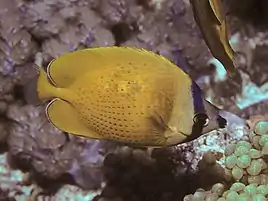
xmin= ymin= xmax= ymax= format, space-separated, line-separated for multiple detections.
xmin=37 ymin=67 xmax=57 ymax=100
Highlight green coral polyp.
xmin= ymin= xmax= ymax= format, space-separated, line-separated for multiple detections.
xmin=249 ymin=149 xmax=262 ymax=159
xmin=237 ymin=155 xmax=251 ymax=169
xmin=248 ymin=175 xmax=261 ymax=184
xmin=236 ymin=141 xmax=252 ymax=150
xmin=183 ymin=120 xmax=268 ymax=200
xmin=230 ymin=182 xmax=246 ymax=192
xmin=252 ymin=136 xmax=262 ymax=150
xmin=258 ymin=159 xmax=267 ymax=170
xmin=261 ymin=142 xmax=268 ymax=155
xmin=225 ymin=155 xmax=237 ymax=169
xmin=247 ymin=160 xmax=262 ymax=176
xmin=235 ymin=146 xmax=250 ymax=156
xmin=211 ymin=183 xmax=225 ymax=196
xmin=232 ymin=166 xmax=244 ymax=180
xmin=254 ymin=121 xmax=268 ymax=135
xmin=226 ymin=191 xmax=239 ymax=201
xmin=244 ymin=184 xmax=258 ymax=195
xmin=259 ymin=135 xmax=268 ymax=147
xmin=225 ymin=144 xmax=236 ymax=156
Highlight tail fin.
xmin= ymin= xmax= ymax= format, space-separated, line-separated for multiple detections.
xmin=37 ymin=67 xmax=56 ymax=100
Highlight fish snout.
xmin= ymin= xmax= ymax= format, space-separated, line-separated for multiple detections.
xmin=218 ymin=110 xmax=249 ymax=132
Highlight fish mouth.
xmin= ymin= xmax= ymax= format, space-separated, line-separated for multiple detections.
xmin=218 ymin=110 xmax=249 ymax=132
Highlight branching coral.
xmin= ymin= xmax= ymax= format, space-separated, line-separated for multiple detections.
xmin=0 ymin=0 xmax=36 ymax=73
xmin=17 ymin=0 xmax=115 ymax=64
xmin=0 ymin=0 xmax=39 ymax=144
xmin=0 ymin=150 xmax=101 ymax=201
xmin=7 ymin=103 xmax=107 ymax=191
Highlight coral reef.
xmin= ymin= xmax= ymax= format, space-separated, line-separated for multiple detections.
xmin=0 ymin=152 xmax=101 ymax=201
xmin=7 ymin=103 xmax=108 ymax=190
xmin=184 ymin=119 xmax=268 ymax=201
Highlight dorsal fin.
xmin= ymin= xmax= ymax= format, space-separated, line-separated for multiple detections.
xmin=47 ymin=49 xmax=102 ymax=88
xmin=208 ymin=0 xmax=225 ymax=25
xmin=172 ymin=50 xmax=189 ymax=74
xmin=47 ymin=46 xmax=184 ymax=88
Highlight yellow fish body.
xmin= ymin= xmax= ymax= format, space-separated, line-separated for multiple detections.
xmin=35 ymin=46 xmax=226 ymax=147
xmin=189 ymin=0 xmax=237 ymax=77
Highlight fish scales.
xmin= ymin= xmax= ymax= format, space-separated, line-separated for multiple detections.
xmin=68 ymin=55 xmax=188 ymax=145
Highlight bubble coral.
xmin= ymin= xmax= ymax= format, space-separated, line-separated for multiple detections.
xmin=184 ymin=119 xmax=268 ymax=201
xmin=224 ymin=120 xmax=268 ymax=184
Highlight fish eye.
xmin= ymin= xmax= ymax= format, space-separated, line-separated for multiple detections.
xmin=193 ymin=113 xmax=209 ymax=127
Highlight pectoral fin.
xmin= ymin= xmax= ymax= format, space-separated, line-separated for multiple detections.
xmin=46 ymin=98 xmax=101 ymax=139
xmin=47 ymin=46 xmax=178 ymax=88
xmin=148 ymin=108 xmax=171 ymax=131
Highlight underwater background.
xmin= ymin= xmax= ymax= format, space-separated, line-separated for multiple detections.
xmin=1 ymin=0 xmax=268 ymax=200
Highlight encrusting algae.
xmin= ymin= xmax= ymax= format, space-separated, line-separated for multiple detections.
xmin=27 ymin=46 xmax=228 ymax=147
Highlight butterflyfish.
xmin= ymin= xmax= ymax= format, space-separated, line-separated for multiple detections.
xmin=32 ymin=46 xmax=228 ymax=147
xmin=189 ymin=0 xmax=238 ymax=77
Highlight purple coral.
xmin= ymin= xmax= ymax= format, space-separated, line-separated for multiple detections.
xmin=7 ymin=103 xmax=106 ymax=190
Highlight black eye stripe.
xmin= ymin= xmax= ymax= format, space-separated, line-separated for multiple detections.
xmin=191 ymin=82 xmax=206 ymax=114
xmin=193 ymin=113 xmax=209 ymax=127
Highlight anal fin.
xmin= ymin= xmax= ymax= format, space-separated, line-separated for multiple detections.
xmin=46 ymin=98 xmax=101 ymax=139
